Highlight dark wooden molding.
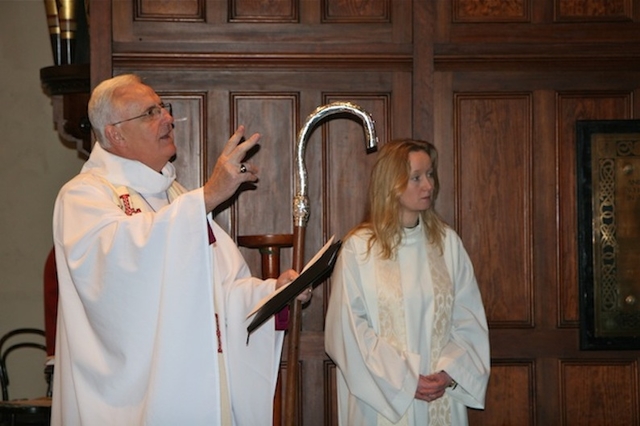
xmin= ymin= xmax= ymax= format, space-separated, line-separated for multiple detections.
xmin=40 ymin=63 xmax=92 ymax=157
xmin=112 ymin=52 xmax=412 ymax=71
xmin=40 ymin=64 xmax=90 ymax=96
xmin=435 ymin=43 xmax=640 ymax=71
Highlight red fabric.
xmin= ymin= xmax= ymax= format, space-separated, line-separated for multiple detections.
xmin=208 ymin=223 xmax=216 ymax=244
xmin=44 ymin=247 xmax=59 ymax=357
xmin=275 ymin=306 xmax=289 ymax=330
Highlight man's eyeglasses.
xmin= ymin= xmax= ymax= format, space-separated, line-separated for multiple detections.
xmin=111 ymin=103 xmax=172 ymax=126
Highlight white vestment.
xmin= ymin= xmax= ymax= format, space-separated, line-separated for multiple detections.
xmin=325 ymin=223 xmax=490 ymax=426
xmin=51 ymin=144 xmax=284 ymax=426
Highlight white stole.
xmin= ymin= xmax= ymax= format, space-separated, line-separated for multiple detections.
xmin=426 ymin=240 xmax=453 ymax=426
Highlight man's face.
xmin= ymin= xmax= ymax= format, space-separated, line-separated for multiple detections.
xmin=108 ymin=83 xmax=176 ymax=171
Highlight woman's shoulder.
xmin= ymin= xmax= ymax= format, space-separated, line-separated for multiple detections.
xmin=340 ymin=227 xmax=375 ymax=257
xmin=344 ymin=226 xmax=373 ymax=244
xmin=440 ymin=225 xmax=474 ymax=262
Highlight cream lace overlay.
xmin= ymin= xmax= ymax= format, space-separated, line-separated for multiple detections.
xmin=375 ymin=257 xmax=409 ymax=426
xmin=426 ymin=240 xmax=454 ymax=426
xmin=374 ymin=235 xmax=454 ymax=426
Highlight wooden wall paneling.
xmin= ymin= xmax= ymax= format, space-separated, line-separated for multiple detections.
xmin=437 ymin=0 xmax=640 ymax=66
xmin=555 ymin=0 xmax=632 ymax=22
xmin=532 ymin=89 xmax=559 ymax=331
xmin=230 ymin=93 xmax=299 ymax=271
xmin=556 ymin=92 xmax=632 ymax=326
xmin=437 ymin=69 xmax=640 ymax=423
xmin=110 ymin=0 xmax=412 ymax=53
xmin=412 ymin=0 xmax=435 ymax=141
xmin=322 ymin=0 xmax=390 ymax=23
xmin=452 ymin=0 xmax=532 ymax=23
xmin=468 ymin=361 xmax=536 ymax=426
xmin=433 ymin=72 xmax=455 ymax=225
xmin=560 ymin=359 xmax=639 ymax=425
xmin=324 ymin=361 xmax=338 ymax=425
xmin=88 ymin=0 xmax=112 ymax=88
xmin=454 ymin=93 xmax=534 ymax=327
xmin=229 ymin=0 xmax=297 ymax=23
xmin=137 ymin=0 xmax=205 ymax=21
xmin=438 ymin=69 xmax=640 ymax=420
xmin=163 ymin=93 xmax=207 ymax=191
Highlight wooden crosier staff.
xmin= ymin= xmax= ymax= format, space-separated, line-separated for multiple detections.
xmin=285 ymin=102 xmax=378 ymax=425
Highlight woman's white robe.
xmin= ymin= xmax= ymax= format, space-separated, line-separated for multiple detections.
xmin=51 ymin=144 xmax=283 ymax=426
xmin=325 ymin=225 xmax=490 ymax=426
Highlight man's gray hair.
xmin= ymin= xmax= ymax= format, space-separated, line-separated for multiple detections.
xmin=88 ymin=74 xmax=143 ymax=149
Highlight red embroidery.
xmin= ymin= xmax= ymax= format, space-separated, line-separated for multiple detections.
xmin=215 ymin=313 xmax=223 ymax=353
xmin=208 ymin=223 xmax=216 ymax=245
xmin=119 ymin=194 xmax=141 ymax=216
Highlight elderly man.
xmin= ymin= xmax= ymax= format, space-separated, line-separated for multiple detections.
xmin=51 ymin=74 xmax=303 ymax=425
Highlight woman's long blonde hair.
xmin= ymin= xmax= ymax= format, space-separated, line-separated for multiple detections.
xmin=350 ymin=139 xmax=446 ymax=259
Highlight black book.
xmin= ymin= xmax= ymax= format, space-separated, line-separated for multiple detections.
xmin=246 ymin=238 xmax=342 ymax=339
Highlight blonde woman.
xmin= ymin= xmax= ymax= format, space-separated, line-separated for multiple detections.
xmin=325 ymin=139 xmax=490 ymax=426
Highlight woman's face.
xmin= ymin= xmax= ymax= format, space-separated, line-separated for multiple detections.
xmin=399 ymin=150 xmax=434 ymax=227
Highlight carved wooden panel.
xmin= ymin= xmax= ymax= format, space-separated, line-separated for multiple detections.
xmin=230 ymin=0 xmax=298 ymax=23
xmin=439 ymin=0 xmax=640 ymax=54
xmin=137 ymin=0 xmax=205 ymax=21
xmin=453 ymin=0 xmax=530 ymax=22
xmin=561 ymin=359 xmax=639 ymax=425
xmin=555 ymin=0 xmax=632 ymax=22
xmin=111 ymin=0 xmax=412 ymax=52
xmin=322 ymin=0 xmax=391 ymax=23
xmin=454 ymin=93 xmax=533 ymax=327
xmin=468 ymin=361 xmax=535 ymax=426
xmin=556 ymin=93 xmax=632 ymax=326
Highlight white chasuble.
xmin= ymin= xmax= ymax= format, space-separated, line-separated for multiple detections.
xmin=111 ymin=183 xmax=232 ymax=426
xmin=325 ymin=222 xmax=491 ymax=426
xmin=52 ymin=144 xmax=283 ymax=426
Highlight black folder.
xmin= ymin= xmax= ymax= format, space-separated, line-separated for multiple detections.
xmin=246 ymin=239 xmax=342 ymax=338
